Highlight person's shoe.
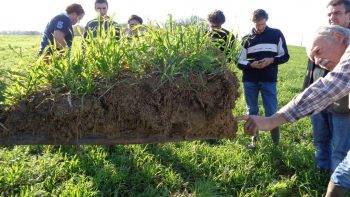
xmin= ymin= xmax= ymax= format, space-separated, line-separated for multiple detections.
xmin=248 ymin=135 xmax=258 ymax=148
xmin=247 ymin=141 xmax=258 ymax=149
xmin=271 ymin=127 xmax=280 ymax=146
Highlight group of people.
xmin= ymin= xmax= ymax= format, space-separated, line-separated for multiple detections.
xmin=37 ymin=0 xmax=350 ymax=196
xmin=210 ymin=1 xmax=350 ymax=196
xmin=208 ymin=9 xmax=290 ymax=148
xmin=239 ymin=0 xmax=350 ymax=196
xmin=38 ymin=0 xmax=143 ymax=56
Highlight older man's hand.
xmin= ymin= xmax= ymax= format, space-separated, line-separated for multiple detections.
xmin=237 ymin=113 xmax=288 ymax=135
xmin=236 ymin=115 xmax=277 ymax=135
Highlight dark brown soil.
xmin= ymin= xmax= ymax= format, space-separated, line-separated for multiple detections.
xmin=0 ymin=69 xmax=240 ymax=145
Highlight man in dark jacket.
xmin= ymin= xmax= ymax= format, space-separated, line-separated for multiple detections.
xmin=84 ymin=0 xmax=120 ymax=39
xmin=39 ymin=3 xmax=85 ymax=55
xmin=303 ymin=0 xmax=350 ymax=174
xmin=237 ymin=9 xmax=289 ymax=147
xmin=207 ymin=10 xmax=235 ymax=57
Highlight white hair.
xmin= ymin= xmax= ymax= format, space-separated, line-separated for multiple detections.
xmin=306 ymin=25 xmax=350 ymax=55
xmin=316 ymin=25 xmax=350 ymax=45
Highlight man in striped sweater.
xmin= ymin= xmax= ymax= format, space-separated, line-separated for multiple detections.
xmin=237 ymin=9 xmax=290 ymax=147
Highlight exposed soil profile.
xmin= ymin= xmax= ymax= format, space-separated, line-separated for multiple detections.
xmin=0 ymin=69 xmax=240 ymax=145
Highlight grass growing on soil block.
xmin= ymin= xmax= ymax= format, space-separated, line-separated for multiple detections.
xmin=0 ymin=17 xmax=240 ymax=144
xmin=0 ymin=34 xmax=332 ymax=197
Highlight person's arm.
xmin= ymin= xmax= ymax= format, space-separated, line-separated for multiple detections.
xmin=53 ymin=30 xmax=67 ymax=50
xmin=238 ymin=47 xmax=350 ymax=134
xmin=237 ymin=46 xmax=251 ymax=70
xmin=237 ymin=43 xmax=263 ymax=70
xmin=280 ymin=47 xmax=350 ymax=122
xmin=229 ymin=33 xmax=235 ymax=49
xmin=257 ymin=57 xmax=274 ymax=68
xmin=52 ymin=16 xmax=71 ymax=50
xmin=223 ymin=30 xmax=235 ymax=59
xmin=238 ymin=113 xmax=288 ymax=135
xmin=273 ymin=31 xmax=290 ymax=65
xmin=258 ymin=31 xmax=290 ymax=69
xmin=114 ymin=23 xmax=121 ymax=40
xmin=83 ymin=23 xmax=90 ymax=39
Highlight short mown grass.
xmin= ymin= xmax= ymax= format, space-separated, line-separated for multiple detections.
xmin=0 ymin=27 xmax=336 ymax=196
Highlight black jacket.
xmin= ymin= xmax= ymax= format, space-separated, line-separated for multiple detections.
xmin=84 ymin=16 xmax=120 ymax=39
xmin=209 ymin=28 xmax=235 ymax=53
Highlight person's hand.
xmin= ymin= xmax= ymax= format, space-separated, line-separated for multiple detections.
xmin=236 ymin=113 xmax=288 ymax=135
xmin=250 ymin=60 xmax=264 ymax=69
xmin=236 ymin=115 xmax=268 ymax=135
xmin=250 ymin=58 xmax=274 ymax=69
xmin=258 ymin=58 xmax=274 ymax=68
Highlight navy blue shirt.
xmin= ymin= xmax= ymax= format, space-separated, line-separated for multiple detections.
xmin=237 ymin=26 xmax=289 ymax=82
xmin=209 ymin=28 xmax=235 ymax=53
xmin=83 ymin=16 xmax=120 ymax=39
xmin=39 ymin=13 xmax=73 ymax=55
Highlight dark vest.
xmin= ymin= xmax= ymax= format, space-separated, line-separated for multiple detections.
xmin=303 ymin=59 xmax=350 ymax=114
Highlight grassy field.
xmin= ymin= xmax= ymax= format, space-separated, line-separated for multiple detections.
xmin=0 ymin=35 xmax=332 ymax=196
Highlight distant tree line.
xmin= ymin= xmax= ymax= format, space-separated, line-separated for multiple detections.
xmin=0 ymin=31 xmax=41 ymax=35
xmin=174 ymin=15 xmax=207 ymax=27
xmin=0 ymin=16 xmax=206 ymax=36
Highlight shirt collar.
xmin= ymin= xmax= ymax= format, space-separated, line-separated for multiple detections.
xmin=251 ymin=26 xmax=269 ymax=35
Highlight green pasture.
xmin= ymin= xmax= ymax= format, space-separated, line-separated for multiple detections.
xmin=0 ymin=32 xmax=334 ymax=196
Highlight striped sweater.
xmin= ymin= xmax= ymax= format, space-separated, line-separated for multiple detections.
xmin=237 ymin=26 xmax=289 ymax=82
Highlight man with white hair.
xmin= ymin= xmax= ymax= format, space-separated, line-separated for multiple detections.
xmin=239 ymin=25 xmax=350 ymax=196
xmin=303 ymin=0 xmax=350 ymax=174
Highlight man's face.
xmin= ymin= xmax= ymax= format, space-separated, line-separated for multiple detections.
xmin=209 ymin=22 xmax=221 ymax=30
xmin=308 ymin=35 xmax=347 ymax=71
xmin=253 ymin=19 xmax=267 ymax=34
xmin=328 ymin=4 xmax=350 ymax=27
xmin=129 ymin=19 xmax=141 ymax=29
xmin=95 ymin=3 xmax=108 ymax=17
xmin=71 ymin=13 xmax=84 ymax=25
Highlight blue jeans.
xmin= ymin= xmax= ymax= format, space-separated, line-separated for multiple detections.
xmin=243 ymin=82 xmax=279 ymax=144
xmin=311 ymin=110 xmax=332 ymax=171
xmin=331 ymin=150 xmax=350 ymax=190
xmin=331 ymin=113 xmax=350 ymax=172
xmin=243 ymin=82 xmax=278 ymax=116
xmin=312 ymin=110 xmax=350 ymax=172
